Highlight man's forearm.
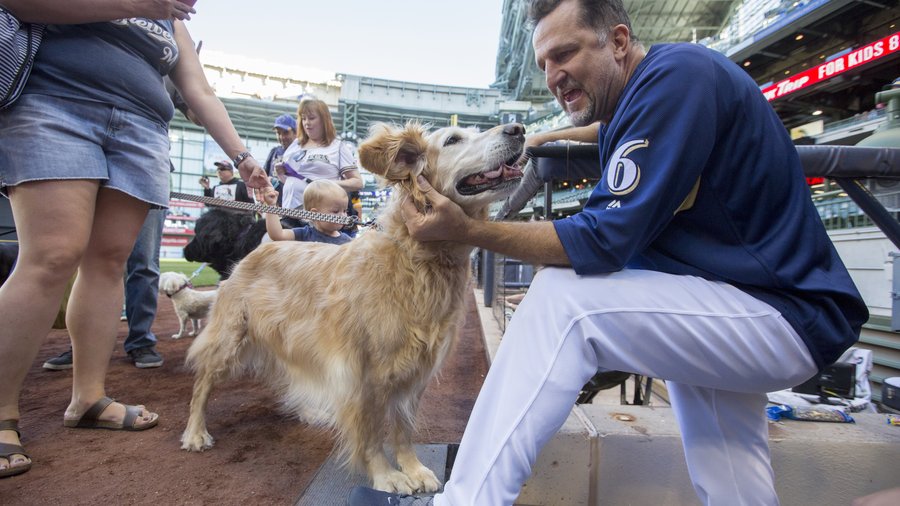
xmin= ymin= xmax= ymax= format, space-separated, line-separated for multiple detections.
xmin=463 ymin=219 xmax=570 ymax=267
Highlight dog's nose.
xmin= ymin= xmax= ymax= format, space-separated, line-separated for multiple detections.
xmin=503 ymin=123 xmax=525 ymax=138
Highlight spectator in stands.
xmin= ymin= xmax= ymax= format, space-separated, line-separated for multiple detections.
xmin=200 ymin=160 xmax=254 ymax=204
xmin=0 ymin=1 xmax=271 ymax=479
xmin=274 ymin=99 xmax=363 ymax=210
xmin=349 ymin=0 xmax=867 ymax=504
xmin=257 ymin=179 xmax=352 ymax=245
xmin=262 ymin=114 xmax=297 ymax=207
xmin=264 ymin=114 xmax=297 ymax=178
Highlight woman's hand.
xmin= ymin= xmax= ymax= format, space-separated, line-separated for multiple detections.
xmin=236 ymin=157 xmax=269 ymax=189
xmin=141 ymin=0 xmax=196 ymax=21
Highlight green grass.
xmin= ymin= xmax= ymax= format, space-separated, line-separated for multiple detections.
xmin=160 ymin=259 xmax=220 ymax=287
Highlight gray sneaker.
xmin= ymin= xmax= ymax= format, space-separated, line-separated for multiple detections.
xmin=129 ymin=347 xmax=163 ymax=369
xmin=43 ymin=348 xmax=73 ymax=370
xmin=347 ymin=487 xmax=434 ymax=505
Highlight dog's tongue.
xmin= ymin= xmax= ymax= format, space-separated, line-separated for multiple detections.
xmin=481 ymin=166 xmax=503 ymax=179
xmin=464 ymin=163 xmax=523 ymax=187
xmin=501 ymin=163 xmax=523 ymax=178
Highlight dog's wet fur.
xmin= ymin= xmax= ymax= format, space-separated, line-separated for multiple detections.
xmin=181 ymin=122 xmax=524 ymax=493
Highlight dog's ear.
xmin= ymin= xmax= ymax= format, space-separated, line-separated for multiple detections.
xmin=359 ymin=122 xmax=428 ymax=183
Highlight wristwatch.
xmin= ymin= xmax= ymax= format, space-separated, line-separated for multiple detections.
xmin=232 ymin=151 xmax=252 ymax=167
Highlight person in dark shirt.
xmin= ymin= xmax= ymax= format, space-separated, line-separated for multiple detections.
xmin=200 ymin=160 xmax=254 ymax=204
xmin=263 ymin=114 xmax=297 ymax=178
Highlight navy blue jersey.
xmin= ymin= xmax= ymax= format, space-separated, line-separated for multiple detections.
xmin=553 ymin=43 xmax=867 ymax=368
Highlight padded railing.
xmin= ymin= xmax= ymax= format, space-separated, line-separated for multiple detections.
xmin=496 ymin=144 xmax=900 ymax=249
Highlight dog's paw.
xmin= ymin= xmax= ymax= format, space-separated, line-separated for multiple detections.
xmin=405 ymin=465 xmax=441 ymax=493
xmin=171 ymin=333 xmax=184 ymax=339
xmin=180 ymin=430 xmax=215 ymax=451
xmin=372 ymin=469 xmax=418 ymax=495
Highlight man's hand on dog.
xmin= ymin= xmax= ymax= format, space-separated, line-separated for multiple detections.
xmin=401 ymin=176 xmax=469 ymax=242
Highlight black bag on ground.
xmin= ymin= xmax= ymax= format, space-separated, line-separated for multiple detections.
xmin=0 ymin=7 xmax=44 ymax=110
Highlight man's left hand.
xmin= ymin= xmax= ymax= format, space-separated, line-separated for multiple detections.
xmin=400 ymin=176 xmax=469 ymax=243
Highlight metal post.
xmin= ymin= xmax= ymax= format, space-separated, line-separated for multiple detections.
xmin=483 ymin=249 xmax=495 ymax=307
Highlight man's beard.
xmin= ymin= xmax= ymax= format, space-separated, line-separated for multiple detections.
xmin=557 ymin=78 xmax=596 ymax=126
xmin=564 ymin=95 xmax=595 ymax=127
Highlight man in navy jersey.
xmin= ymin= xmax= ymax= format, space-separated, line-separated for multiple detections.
xmin=349 ymin=0 xmax=867 ymax=504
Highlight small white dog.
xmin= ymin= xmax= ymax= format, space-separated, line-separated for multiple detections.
xmin=158 ymin=271 xmax=217 ymax=339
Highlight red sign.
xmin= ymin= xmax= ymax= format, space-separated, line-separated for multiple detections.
xmin=162 ymin=236 xmax=190 ymax=247
xmin=163 ymin=227 xmax=194 ymax=235
xmin=761 ymin=31 xmax=900 ymax=101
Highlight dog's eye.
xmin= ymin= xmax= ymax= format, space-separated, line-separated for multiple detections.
xmin=443 ymin=135 xmax=462 ymax=147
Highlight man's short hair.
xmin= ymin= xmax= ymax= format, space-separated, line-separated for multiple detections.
xmin=527 ymin=0 xmax=638 ymax=42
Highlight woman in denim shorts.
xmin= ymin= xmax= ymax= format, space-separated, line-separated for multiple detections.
xmin=0 ymin=1 xmax=271 ymax=479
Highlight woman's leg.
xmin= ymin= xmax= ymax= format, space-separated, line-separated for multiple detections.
xmin=0 ymin=180 xmax=99 ymax=473
xmin=63 ymin=187 xmax=155 ymax=426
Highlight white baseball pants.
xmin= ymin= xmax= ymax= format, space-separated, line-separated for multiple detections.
xmin=435 ymin=267 xmax=818 ymax=506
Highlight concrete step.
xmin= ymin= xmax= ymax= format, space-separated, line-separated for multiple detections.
xmin=474 ymin=289 xmax=900 ymax=506
xmin=518 ymin=405 xmax=900 ymax=506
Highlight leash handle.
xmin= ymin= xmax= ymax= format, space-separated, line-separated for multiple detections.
xmin=170 ymin=192 xmax=358 ymax=226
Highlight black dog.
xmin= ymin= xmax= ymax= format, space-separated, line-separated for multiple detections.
xmin=183 ymin=209 xmax=270 ymax=280
xmin=0 ymin=242 xmax=18 ymax=287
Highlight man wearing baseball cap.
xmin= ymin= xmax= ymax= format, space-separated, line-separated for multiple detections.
xmin=264 ymin=114 xmax=297 ymax=178
xmin=199 ymin=160 xmax=253 ymax=204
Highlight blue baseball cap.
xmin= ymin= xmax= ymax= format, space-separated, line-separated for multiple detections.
xmin=273 ymin=114 xmax=297 ymax=131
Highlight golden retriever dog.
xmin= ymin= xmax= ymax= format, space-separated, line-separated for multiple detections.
xmin=181 ymin=122 xmax=524 ymax=493
xmin=158 ymin=271 xmax=217 ymax=339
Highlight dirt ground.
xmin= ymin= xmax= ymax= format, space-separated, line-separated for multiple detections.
xmin=0 ymin=288 xmax=489 ymax=505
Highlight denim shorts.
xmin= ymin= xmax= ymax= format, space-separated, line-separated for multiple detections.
xmin=0 ymin=93 xmax=171 ymax=208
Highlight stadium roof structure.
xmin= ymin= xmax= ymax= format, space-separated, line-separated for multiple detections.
xmin=493 ymin=0 xmax=744 ymax=102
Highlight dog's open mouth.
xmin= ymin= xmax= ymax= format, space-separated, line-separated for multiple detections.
xmin=457 ymin=154 xmax=524 ymax=196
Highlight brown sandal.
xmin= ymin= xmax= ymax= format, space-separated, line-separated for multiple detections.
xmin=0 ymin=419 xmax=31 ymax=478
xmin=63 ymin=396 xmax=158 ymax=431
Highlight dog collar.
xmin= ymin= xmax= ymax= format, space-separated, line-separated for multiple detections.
xmin=167 ymin=280 xmax=193 ymax=298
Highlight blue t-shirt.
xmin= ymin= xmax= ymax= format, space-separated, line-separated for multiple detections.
xmin=553 ymin=43 xmax=867 ymax=369
xmin=292 ymin=226 xmax=352 ymax=245
xmin=26 ymin=19 xmax=178 ymax=124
